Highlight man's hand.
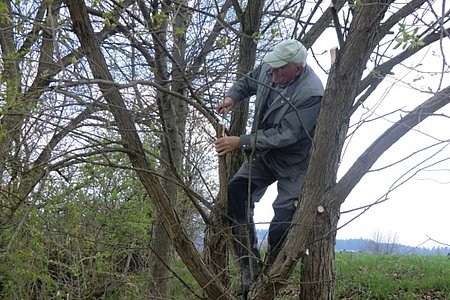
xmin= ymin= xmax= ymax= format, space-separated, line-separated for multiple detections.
xmin=214 ymin=136 xmax=240 ymax=156
xmin=216 ymin=97 xmax=234 ymax=115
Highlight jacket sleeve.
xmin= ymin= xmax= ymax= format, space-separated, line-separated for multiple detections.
xmin=225 ymin=65 xmax=263 ymax=105
xmin=240 ymin=96 xmax=322 ymax=151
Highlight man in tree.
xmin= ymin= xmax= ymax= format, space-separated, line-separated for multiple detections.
xmin=214 ymin=39 xmax=324 ymax=295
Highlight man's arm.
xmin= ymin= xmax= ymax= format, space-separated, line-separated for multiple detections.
xmin=240 ymin=96 xmax=322 ymax=151
xmin=225 ymin=65 xmax=262 ymax=106
xmin=214 ymin=65 xmax=265 ymax=156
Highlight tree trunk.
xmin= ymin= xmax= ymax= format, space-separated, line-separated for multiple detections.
xmin=148 ymin=1 xmax=189 ymax=297
xmin=203 ymin=123 xmax=231 ymax=285
xmin=227 ymin=0 xmax=265 ymax=178
xmin=0 ymin=0 xmax=22 ymax=183
xmin=203 ymin=0 xmax=265 ymax=291
xmin=299 ymin=208 xmax=339 ymax=299
xmin=250 ymin=2 xmax=395 ymax=299
xmin=297 ymin=2 xmax=394 ymax=299
xmin=149 ymin=217 xmax=173 ymax=298
xmin=66 ymin=1 xmax=232 ymax=298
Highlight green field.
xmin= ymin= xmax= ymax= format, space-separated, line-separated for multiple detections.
xmin=333 ymin=252 xmax=450 ymax=299
xmin=171 ymin=252 xmax=450 ymax=299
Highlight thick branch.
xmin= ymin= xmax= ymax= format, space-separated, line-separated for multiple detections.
xmin=335 ymin=85 xmax=450 ymax=205
xmin=251 ymin=2 xmax=395 ymax=298
xmin=65 ymin=0 xmax=230 ymax=298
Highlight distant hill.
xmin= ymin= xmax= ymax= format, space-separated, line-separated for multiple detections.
xmin=336 ymin=238 xmax=450 ymax=256
xmin=255 ymin=230 xmax=450 ymax=256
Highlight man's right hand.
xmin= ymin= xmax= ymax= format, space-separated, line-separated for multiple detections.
xmin=214 ymin=136 xmax=240 ymax=156
xmin=216 ymin=97 xmax=234 ymax=115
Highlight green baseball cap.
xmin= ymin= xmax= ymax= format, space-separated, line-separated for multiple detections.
xmin=263 ymin=39 xmax=308 ymax=68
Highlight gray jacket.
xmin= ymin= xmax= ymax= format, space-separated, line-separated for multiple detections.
xmin=227 ymin=63 xmax=324 ymax=177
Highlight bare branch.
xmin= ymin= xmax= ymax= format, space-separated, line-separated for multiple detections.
xmin=336 ymin=85 xmax=450 ymax=205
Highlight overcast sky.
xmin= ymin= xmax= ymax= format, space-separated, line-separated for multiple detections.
xmin=253 ymin=31 xmax=450 ymax=249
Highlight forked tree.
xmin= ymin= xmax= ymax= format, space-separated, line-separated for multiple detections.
xmin=1 ymin=0 xmax=449 ymax=299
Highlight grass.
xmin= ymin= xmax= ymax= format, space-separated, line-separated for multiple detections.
xmin=170 ymin=252 xmax=450 ymax=299
xmin=334 ymin=252 xmax=450 ymax=299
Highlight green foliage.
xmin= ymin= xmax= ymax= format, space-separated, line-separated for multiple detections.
xmin=252 ymin=32 xmax=262 ymax=42
xmin=102 ymin=12 xmax=116 ymax=28
xmin=350 ymin=0 xmax=363 ymax=10
xmin=0 ymin=2 xmax=12 ymax=23
xmin=394 ymin=24 xmax=425 ymax=50
xmin=174 ymin=26 xmax=186 ymax=39
xmin=165 ymin=251 xmax=450 ymax=299
xmin=169 ymin=259 xmax=203 ymax=298
xmin=153 ymin=12 xmax=168 ymax=28
xmin=270 ymin=28 xmax=281 ymax=38
xmin=215 ymin=36 xmax=230 ymax=48
xmin=0 ymin=154 xmax=155 ymax=299
xmin=370 ymin=69 xmax=383 ymax=79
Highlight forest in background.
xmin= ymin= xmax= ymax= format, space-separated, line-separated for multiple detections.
xmin=335 ymin=238 xmax=450 ymax=256
xmin=253 ymin=230 xmax=450 ymax=256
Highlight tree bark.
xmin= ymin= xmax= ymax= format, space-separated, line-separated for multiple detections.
xmin=66 ymin=0 xmax=232 ymax=298
xmin=227 ymin=0 xmax=265 ymax=179
xmin=203 ymin=0 xmax=265 ymax=291
xmin=297 ymin=2 xmax=394 ymax=299
xmin=63 ymin=0 xmax=450 ymax=299
xmin=299 ymin=209 xmax=339 ymax=299
xmin=148 ymin=1 xmax=191 ymax=296
xmin=203 ymin=123 xmax=231 ymax=285
xmin=251 ymin=1 xmax=394 ymax=298
xmin=147 ymin=1 xmax=174 ymax=297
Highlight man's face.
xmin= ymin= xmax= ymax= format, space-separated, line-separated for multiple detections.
xmin=271 ymin=63 xmax=303 ymax=85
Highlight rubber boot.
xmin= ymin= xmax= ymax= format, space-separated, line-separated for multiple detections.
xmin=232 ymin=220 xmax=262 ymax=296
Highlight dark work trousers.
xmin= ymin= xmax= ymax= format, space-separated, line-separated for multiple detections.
xmin=227 ymin=156 xmax=305 ymax=260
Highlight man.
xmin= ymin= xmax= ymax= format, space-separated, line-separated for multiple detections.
xmin=214 ymin=39 xmax=324 ymax=295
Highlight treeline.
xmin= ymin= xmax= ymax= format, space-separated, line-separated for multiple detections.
xmin=336 ymin=238 xmax=450 ymax=256
xmin=254 ymin=231 xmax=450 ymax=256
